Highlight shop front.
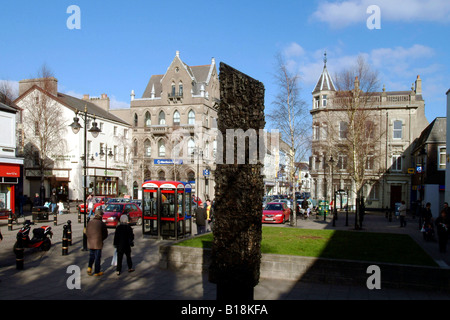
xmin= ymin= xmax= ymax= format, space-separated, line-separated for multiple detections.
xmin=0 ymin=163 xmax=21 ymax=216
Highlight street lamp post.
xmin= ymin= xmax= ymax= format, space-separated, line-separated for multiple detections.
xmin=328 ymin=156 xmax=335 ymax=223
xmin=69 ymin=106 xmax=101 ymax=251
xmin=192 ymin=147 xmax=203 ymax=206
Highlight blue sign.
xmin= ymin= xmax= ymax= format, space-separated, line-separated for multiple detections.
xmin=154 ymin=159 xmax=183 ymax=165
xmin=203 ymin=169 xmax=210 ymax=176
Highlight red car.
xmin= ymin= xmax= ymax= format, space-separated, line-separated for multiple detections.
xmin=78 ymin=196 xmax=110 ymax=214
xmin=102 ymin=202 xmax=143 ymax=227
xmin=262 ymin=202 xmax=291 ymax=224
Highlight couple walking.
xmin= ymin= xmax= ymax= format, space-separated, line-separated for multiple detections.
xmin=86 ymin=208 xmax=135 ymax=276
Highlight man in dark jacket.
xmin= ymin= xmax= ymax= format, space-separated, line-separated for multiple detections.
xmin=195 ymin=206 xmax=207 ymax=235
xmin=50 ymin=189 xmax=58 ymax=214
xmin=86 ymin=208 xmax=108 ymax=276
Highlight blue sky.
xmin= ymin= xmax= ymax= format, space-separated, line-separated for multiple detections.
xmin=0 ymin=0 xmax=449 ymax=127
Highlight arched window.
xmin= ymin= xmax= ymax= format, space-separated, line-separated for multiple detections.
xmin=188 ymin=110 xmax=195 ymax=125
xmin=144 ymin=139 xmax=151 ymax=157
xmin=133 ymin=139 xmax=138 ymax=157
xmin=188 ymin=138 xmax=195 ymax=156
xmin=158 ymin=170 xmax=165 ymax=181
xmin=158 ymin=139 xmax=165 ymax=157
xmin=145 ymin=111 xmax=151 ymax=127
xmin=179 ymin=82 xmax=183 ymax=96
xmin=159 ymin=111 xmax=166 ymax=125
xmin=134 ymin=113 xmax=138 ymax=127
xmin=173 ymin=110 xmax=180 ymax=125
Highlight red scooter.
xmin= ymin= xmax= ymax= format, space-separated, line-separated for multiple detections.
xmin=13 ymin=220 xmax=53 ymax=252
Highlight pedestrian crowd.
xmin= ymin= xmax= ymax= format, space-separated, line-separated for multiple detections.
xmin=411 ymin=201 xmax=449 ymax=254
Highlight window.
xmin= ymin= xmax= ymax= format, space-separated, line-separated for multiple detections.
xmin=134 ymin=113 xmax=138 ymax=127
xmin=365 ymin=121 xmax=374 ymax=139
xmin=145 ymin=111 xmax=151 ymax=127
xmin=365 ymin=155 xmax=374 ymax=170
xmin=173 ymin=110 xmax=180 ymax=125
xmin=367 ymin=183 xmax=379 ymax=200
xmin=114 ymin=126 xmax=117 ymax=136
xmin=158 ymin=171 xmax=165 ymax=181
xmin=439 ymin=146 xmax=446 ymax=170
xmin=158 ymin=140 xmax=165 ymax=157
xmin=114 ymin=146 xmax=118 ymax=161
xmin=321 ymin=123 xmax=328 ymax=140
xmin=34 ymin=121 xmax=39 ymax=136
xmin=339 ymin=121 xmax=348 ymax=140
xmin=144 ymin=139 xmax=151 ymax=157
xmin=133 ymin=140 xmax=138 ymax=157
xmin=188 ymin=110 xmax=195 ymax=125
xmin=124 ymin=129 xmax=128 ymax=138
xmin=313 ymin=125 xmax=320 ymax=141
xmin=171 ymin=83 xmax=176 ymax=97
xmin=179 ymin=83 xmax=183 ymax=96
xmin=337 ymin=155 xmax=347 ymax=170
xmin=322 ymin=95 xmax=327 ymax=107
xmin=393 ymin=120 xmax=402 ymax=139
xmin=392 ymin=155 xmax=402 ymax=171
xmin=158 ymin=111 xmax=166 ymax=125
xmin=313 ymin=96 xmax=319 ymax=109
xmin=188 ymin=138 xmax=195 ymax=156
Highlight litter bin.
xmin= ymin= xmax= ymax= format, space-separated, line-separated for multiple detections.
xmin=32 ymin=206 xmax=50 ymax=222
xmin=318 ymin=200 xmax=329 ymax=216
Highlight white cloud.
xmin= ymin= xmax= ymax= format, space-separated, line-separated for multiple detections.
xmin=311 ymin=0 xmax=450 ymax=28
xmin=284 ymin=42 xmax=305 ymax=58
xmin=109 ymin=95 xmax=129 ymax=110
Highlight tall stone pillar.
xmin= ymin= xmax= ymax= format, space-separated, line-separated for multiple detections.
xmin=209 ymin=63 xmax=265 ymax=300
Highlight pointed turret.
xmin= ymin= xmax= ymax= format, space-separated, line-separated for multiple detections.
xmin=312 ymin=51 xmax=336 ymax=94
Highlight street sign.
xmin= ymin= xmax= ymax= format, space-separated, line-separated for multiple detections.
xmin=154 ymin=159 xmax=183 ymax=165
xmin=203 ymin=169 xmax=210 ymax=176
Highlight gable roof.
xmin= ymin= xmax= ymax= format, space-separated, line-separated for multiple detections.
xmin=412 ymin=117 xmax=446 ymax=154
xmin=14 ymin=85 xmax=130 ymax=126
xmin=141 ymin=52 xmax=215 ymax=99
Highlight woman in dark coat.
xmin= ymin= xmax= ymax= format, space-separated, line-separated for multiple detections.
xmin=113 ymin=215 xmax=135 ymax=275
xmin=435 ymin=209 xmax=449 ymax=253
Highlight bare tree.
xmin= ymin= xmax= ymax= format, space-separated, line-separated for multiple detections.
xmin=328 ymin=56 xmax=385 ymax=228
xmin=21 ymin=65 xmax=67 ymax=203
xmin=267 ymin=54 xmax=310 ymax=225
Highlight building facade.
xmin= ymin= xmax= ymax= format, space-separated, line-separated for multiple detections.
xmin=14 ymin=78 xmax=132 ymax=202
xmin=111 ymin=51 xmax=219 ymax=201
xmin=0 ymin=100 xmax=23 ymax=214
xmin=310 ymin=57 xmax=429 ymax=209
xmin=411 ymin=117 xmax=446 ymax=212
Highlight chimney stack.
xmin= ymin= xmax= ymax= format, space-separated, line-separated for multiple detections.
xmin=415 ymin=75 xmax=422 ymax=95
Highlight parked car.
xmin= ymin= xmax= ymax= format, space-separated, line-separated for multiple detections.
xmin=273 ymin=199 xmax=293 ymax=212
xmin=78 ymin=196 xmax=111 ymax=214
xmin=262 ymin=202 xmax=291 ymax=224
xmin=102 ymin=202 xmax=143 ymax=227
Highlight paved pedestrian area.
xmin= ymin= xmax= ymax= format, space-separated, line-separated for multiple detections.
xmin=0 ymin=206 xmax=449 ymax=302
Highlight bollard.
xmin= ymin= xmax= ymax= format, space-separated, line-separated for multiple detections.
xmin=53 ymin=210 xmax=58 ymax=226
xmin=62 ymin=225 xmax=68 ymax=255
xmin=77 ymin=206 xmax=81 ymax=224
xmin=8 ymin=211 xmax=13 ymax=231
xmin=15 ymin=237 xmax=24 ymax=270
xmin=67 ymin=220 xmax=72 ymax=245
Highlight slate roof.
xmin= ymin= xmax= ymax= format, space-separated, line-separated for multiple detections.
xmin=312 ymin=65 xmax=336 ymax=93
xmin=412 ymin=117 xmax=446 ymax=153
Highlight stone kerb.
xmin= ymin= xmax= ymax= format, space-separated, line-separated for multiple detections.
xmin=159 ymin=243 xmax=450 ymax=292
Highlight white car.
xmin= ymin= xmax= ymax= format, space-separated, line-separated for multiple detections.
xmin=273 ymin=199 xmax=293 ymax=211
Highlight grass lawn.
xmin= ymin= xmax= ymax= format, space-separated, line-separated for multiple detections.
xmin=175 ymin=226 xmax=437 ymax=267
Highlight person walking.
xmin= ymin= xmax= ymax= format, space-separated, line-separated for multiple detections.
xmin=195 ymin=206 xmax=207 ymax=235
xmin=399 ymin=200 xmax=407 ymax=227
xmin=435 ymin=209 xmax=449 ymax=253
xmin=113 ymin=215 xmax=135 ymax=275
xmin=87 ymin=194 xmax=95 ymax=219
xmin=50 ymin=189 xmax=58 ymax=214
xmin=86 ymin=208 xmax=108 ymax=276
xmin=205 ymin=199 xmax=214 ymax=232
xmin=422 ymin=202 xmax=434 ymax=241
